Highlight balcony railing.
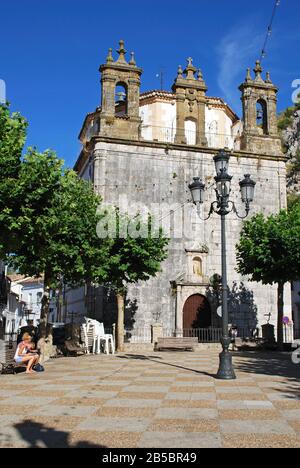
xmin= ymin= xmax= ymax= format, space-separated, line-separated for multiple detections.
xmin=140 ymin=124 xmax=240 ymax=150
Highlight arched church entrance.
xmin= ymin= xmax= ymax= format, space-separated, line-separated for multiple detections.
xmin=183 ymin=294 xmax=211 ymax=331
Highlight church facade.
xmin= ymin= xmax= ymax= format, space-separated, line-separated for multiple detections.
xmin=72 ymin=40 xmax=292 ymax=340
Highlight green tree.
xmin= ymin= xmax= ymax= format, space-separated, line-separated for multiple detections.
xmin=0 ymin=103 xmax=27 ymax=253
xmin=0 ymin=105 xmax=111 ymax=325
xmin=236 ymin=205 xmax=300 ymax=348
xmin=99 ymin=211 xmax=169 ymax=352
xmin=3 ymin=148 xmax=111 ymax=324
xmin=1 ymin=103 xmax=169 ymax=345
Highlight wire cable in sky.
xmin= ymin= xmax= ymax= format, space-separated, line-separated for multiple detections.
xmin=260 ymin=0 xmax=281 ymax=63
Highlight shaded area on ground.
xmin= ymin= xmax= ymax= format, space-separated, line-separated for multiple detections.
xmin=4 ymin=421 xmax=106 ymax=448
xmin=233 ymin=351 xmax=300 ymax=400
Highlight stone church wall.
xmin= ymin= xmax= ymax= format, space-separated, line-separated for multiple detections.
xmin=90 ymin=139 xmax=292 ymax=335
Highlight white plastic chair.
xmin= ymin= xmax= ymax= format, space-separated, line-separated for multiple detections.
xmin=98 ymin=323 xmax=115 ymax=355
xmin=82 ymin=319 xmax=115 ymax=355
xmin=80 ymin=323 xmax=95 ymax=354
xmin=84 ymin=319 xmax=101 ymax=354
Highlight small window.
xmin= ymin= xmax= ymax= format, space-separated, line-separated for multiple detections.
xmin=193 ymin=257 xmax=202 ymax=277
xmin=115 ymin=83 xmax=128 ymax=116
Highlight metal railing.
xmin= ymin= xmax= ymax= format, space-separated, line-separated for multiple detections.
xmin=140 ymin=124 xmax=239 ymax=150
xmin=123 ymin=327 xmax=223 ymax=344
xmin=100 ymin=325 xmax=300 ymax=346
xmin=124 ymin=327 xmax=152 ymax=344
xmin=182 ymin=328 xmax=222 ymax=343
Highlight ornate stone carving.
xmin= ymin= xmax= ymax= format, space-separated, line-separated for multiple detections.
xmin=172 ymin=57 xmax=208 ymax=146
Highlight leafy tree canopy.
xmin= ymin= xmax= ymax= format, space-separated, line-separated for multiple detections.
xmin=236 ymin=205 xmax=300 ymax=285
xmin=0 ymin=104 xmax=110 ymax=290
xmin=1 ymin=104 xmax=169 ymax=299
xmin=101 ymin=211 xmax=169 ymax=293
xmin=5 ymin=150 xmax=111 ymax=289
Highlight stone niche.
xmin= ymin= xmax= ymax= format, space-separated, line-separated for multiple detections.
xmin=185 ymin=247 xmax=210 ymax=285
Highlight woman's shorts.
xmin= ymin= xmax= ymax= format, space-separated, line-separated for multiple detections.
xmin=15 ymin=356 xmax=24 ymax=364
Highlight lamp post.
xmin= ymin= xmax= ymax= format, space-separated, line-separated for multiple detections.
xmin=189 ymin=149 xmax=256 ymax=380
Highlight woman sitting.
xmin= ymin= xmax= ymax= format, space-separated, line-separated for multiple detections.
xmin=14 ymin=332 xmax=40 ymax=374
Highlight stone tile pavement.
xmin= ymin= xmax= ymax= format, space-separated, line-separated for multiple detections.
xmin=0 ymin=351 xmax=300 ymax=448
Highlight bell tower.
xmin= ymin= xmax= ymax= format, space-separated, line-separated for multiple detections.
xmin=99 ymin=40 xmax=143 ymax=140
xmin=172 ymin=58 xmax=207 ymax=146
xmin=239 ymin=60 xmax=282 ymax=155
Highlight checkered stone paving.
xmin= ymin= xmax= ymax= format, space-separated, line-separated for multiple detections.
xmin=0 ymin=351 xmax=300 ymax=448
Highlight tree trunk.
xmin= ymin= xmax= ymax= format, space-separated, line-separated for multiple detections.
xmin=277 ymin=281 xmax=285 ymax=350
xmin=40 ymin=272 xmax=50 ymax=327
xmin=116 ymin=293 xmax=125 ymax=352
xmin=38 ymin=270 xmax=56 ymax=359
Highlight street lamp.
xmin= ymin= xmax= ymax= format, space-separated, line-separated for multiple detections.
xmin=189 ymin=149 xmax=256 ymax=380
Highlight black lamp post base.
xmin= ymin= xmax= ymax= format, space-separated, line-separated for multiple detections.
xmin=216 ymin=349 xmax=236 ymax=380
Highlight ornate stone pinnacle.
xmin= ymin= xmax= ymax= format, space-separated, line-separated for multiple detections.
xmin=177 ymin=65 xmax=183 ymax=78
xmin=106 ymin=48 xmax=114 ymax=64
xmin=254 ymin=60 xmax=263 ymax=78
xmin=246 ymin=68 xmax=252 ymax=82
xmin=117 ymin=39 xmax=127 ymax=63
xmin=185 ymin=57 xmax=196 ymax=80
xmin=197 ymin=69 xmax=203 ymax=81
xmin=129 ymin=51 xmax=136 ymax=66
xmin=266 ymin=71 xmax=272 ymax=83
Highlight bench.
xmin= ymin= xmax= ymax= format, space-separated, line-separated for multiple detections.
xmin=156 ymin=337 xmax=198 ymax=352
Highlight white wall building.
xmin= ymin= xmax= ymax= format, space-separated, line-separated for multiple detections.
xmin=0 ymin=275 xmax=44 ymax=333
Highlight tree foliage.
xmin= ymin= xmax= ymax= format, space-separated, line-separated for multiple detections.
xmin=0 ymin=104 xmax=27 ymax=253
xmin=1 ymin=103 xmax=170 ymax=334
xmin=236 ymin=207 xmax=300 ymax=285
xmin=101 ymin=211 xmax=168 ymax=293
xmin=236 ymin=206 xmax=300 ymax=347
xmin=0 ymin=103 xmax=111 ymax=292
xmin=101 ymin=211 xmax=169 ymax=351
xmin=5 ymin=149 xmax=111 ymax=290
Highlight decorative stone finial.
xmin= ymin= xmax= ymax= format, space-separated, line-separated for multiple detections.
xmin=129 ymin=51 xmax=136 ymax=66
xmin=254 ymin=60 xmax=263 ymax=79
xmin=245 ymin=68 xmax=252 ymax=82
xmin=265 ymin=71 xmax=272 ymax=84
xmin=197 ymin=69 xmax=203 ymax=81
xmin=177 ymin=65 xmax=183 ymax=78
xmin=116 ymin=40 xmax=127 ymax=63
xmin=106 ymin=48 xmax=114 ymax=64
xmin=185 ymin=57 xmax=196 ymax=80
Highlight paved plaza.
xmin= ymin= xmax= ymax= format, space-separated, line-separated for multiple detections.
xmin=0 ymin=351 xmax=300 ymax=448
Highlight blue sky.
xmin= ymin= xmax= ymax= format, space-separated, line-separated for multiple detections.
xmin=1 ymin=0 xmax=299 ymax=166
